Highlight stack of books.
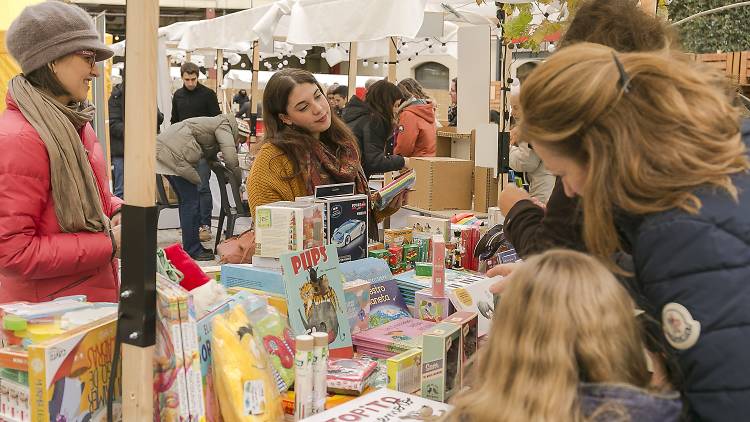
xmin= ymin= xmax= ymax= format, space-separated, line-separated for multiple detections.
xmin=393 ymin=269 xmax=487 ymax=306
xmin=352 ymin=318 xmax=435 ymax=359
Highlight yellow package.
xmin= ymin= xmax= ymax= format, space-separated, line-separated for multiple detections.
xmin=212 ymin=306 xmax=284 ymax=422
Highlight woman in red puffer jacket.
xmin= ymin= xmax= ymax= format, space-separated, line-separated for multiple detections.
xmin=0 ymin=2 xmax=122 ymax=303
xmin=395 ymin=78 xmax=437 ymax=157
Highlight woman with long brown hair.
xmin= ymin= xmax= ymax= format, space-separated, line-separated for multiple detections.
xmin=519 ymin=43 xmax=750 ymax=421
xmin=447 ymin=250 xmax=682 ymax=422
xmin=247 ymin=69 xmax=403 ymax=238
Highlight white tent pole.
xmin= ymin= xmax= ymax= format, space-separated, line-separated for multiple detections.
xmin=216 ymin=49 xmax=224 ymax=110
xmin=348 ymin=42 xmax=358 ymax=94
xmin=251 ymin=41 xmax=261 ymax=133
xmin=388 ymin=37 xmax=397 ymax=81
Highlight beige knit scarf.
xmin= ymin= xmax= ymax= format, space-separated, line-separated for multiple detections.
xmin=9 ymin=75 xmax=108 ymax=233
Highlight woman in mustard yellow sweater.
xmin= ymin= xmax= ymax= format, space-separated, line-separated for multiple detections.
xmin=247 ymin=69 xmax=402 ymax=238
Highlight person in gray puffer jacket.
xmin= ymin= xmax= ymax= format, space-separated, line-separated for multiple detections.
xmin=156 ymin=113 xmax=248 ymax=260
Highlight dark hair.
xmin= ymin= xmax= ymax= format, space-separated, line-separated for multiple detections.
xmin=180 ymin=62 xmax=200 ymax=77
xmin=365 ymin=80 xmax=405 ymax=128
xmin=451 ymin=77 xmax=457 ymax=90
xmin=560 ymin=0 xmax=677 ymax=52
xmin=332 ymin=85 xmax=348 ymax=98
xmin=397 ymin=78 xmax=429 ymax=100
xmin=262 ymin=69 xmax=359 ymax=180
xmin=25 ymin=64 xmax=69 ymax=98
xmin=516 ymin=62 xmax=539 ymax=85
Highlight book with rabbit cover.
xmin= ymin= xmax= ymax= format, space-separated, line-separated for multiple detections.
xmin=281 ymin=244 xmax=353 ymax=358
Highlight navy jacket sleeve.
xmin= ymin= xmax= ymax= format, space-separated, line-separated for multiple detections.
xmin=634 ymin=182 xmax=750 ymax=421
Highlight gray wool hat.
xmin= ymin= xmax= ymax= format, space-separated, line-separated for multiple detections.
xmin=5 ymin=1 xmax=114 ymax=74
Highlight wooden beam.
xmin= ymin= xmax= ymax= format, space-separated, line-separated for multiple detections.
xmin=388 ymin=37 xmax=397 ymax=82
xmin=121 ymin=0 xmax=158 ymax=420
xmin=348 ymin=42 xmax=358 ymax=95
xmin=251 ymin=41 xmax=261 ymax=118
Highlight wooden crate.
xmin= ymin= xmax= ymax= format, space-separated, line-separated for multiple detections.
xmin=694 ymin=52 xmax=748 ymax=85
xmin=740 ymin=52 xmax=750 ymax=86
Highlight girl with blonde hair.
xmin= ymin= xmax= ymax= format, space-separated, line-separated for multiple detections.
xmin=447 ymin=249 xmax=682 ymax=422
xmin=519 ymin=43 xmax=750 ymax=421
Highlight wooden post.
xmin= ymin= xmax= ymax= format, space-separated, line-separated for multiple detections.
xmin=251 ymin=41 xmax=261 ymax=118
xmin=640 ymin=0 xmax=657 ymax=15
xmin=388 ymin=37 xmax=397 ymax=81
xmin=216 ymin=49 xmax=224 ymax=110
xmin=121 ymin=0 xmax=159 ymax=420
xmin=348 ymin=42 xmax=358 ymax=95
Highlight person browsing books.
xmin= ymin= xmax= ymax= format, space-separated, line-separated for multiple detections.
xmin=247 ymin=69 xmax=406 ymax=240
xmin=511 ymin=42 xmax=750 ymax=421
xmin=446 ymin=250 xmax=682 ymax=422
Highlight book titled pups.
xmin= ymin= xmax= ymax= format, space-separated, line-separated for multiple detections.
xmin=281 ymin=245 xmax=353 ymax=358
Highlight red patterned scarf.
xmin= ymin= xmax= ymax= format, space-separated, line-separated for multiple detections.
xmin=305 ymin=139 xmax=369 ymax=196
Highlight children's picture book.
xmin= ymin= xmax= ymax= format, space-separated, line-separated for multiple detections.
xmin=447 ymin=276 xmax=500 ymax=337
xmin=343 ymin=280 xmax=371 ymax=336
xmin=374 ymin=169 xmax=416 ymax=211
xmin=368 ymin=280 xmax=411 ymax=328
xmin=352 ymin=318 xmax=435 ymax=356
xmin=281 ymin=244 xmax=353 ymax=358
xmin=407 ymin=215 xmax=451 ymax=242
xmin=302 ymin=388 xmax=452 ymax=421
xmin=26 ymin=315 xmax=119 ymax=422
xmin=340 ymin=257 xmax=393 ymax=285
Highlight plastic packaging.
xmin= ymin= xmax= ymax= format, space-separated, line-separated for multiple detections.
xmin=211 ymin=306 xmax=284 ymax=422
xmin=245 ymin=298 xmax=296 ymax=393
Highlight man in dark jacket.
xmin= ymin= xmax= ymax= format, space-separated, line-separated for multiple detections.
xmin=170 ymin=62 xmax=222 ymax=241
xmin=232 ymin=89 xmax=249 ymax=109
xmin=108 ymin=80 xmax=164 ymax=199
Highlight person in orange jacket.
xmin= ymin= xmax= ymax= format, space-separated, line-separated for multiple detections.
xmin=395 ymin=78 xmax=436 ymax=157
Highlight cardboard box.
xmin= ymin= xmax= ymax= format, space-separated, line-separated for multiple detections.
xmin=421 ymin=322 xmax=461 ymax=402
xmin=407 ymin=215 xmax=451 ymax=242
xmin=254 ymin=201 xmax=324 ymax=258
xmin=415 ymin=288 xmax=452 ymax=323
xmin=387 ymin=349 xmax=422 ymax=394
xmin=409 ymin=158 xmax=473 ymax=211
xmin=384 ymin=228 xmax=413 ymax=247
xmin=317 ymin=194 xmax=369 ymax=262
xmin=444 ymin=311 xmax=479 ymax=388
xmin=474 ymin=166 xmax=498 ymax=213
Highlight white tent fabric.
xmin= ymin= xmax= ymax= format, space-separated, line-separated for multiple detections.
xmin=223 ymin=69 xmax=382 ymax=90
xmin=282 ymin=0 xmax=426 ymax=44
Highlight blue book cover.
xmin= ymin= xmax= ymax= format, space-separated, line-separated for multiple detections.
xmin=369 ymin=279 xmax=412 ymax=328
xmin=340 ymin=257 xmax=393 ymax=284
xmin=281 ymin=244 xmax=353 ymax=358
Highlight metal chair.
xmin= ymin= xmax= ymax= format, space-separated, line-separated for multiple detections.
xmin=210 ymin=162 xmax=250 ymax=251
xmin=156 ymin=174 xmax=179 ymax=224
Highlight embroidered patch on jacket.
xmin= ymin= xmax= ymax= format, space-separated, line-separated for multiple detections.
xmin=662 ymin=302 xmax=701 ymax=350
